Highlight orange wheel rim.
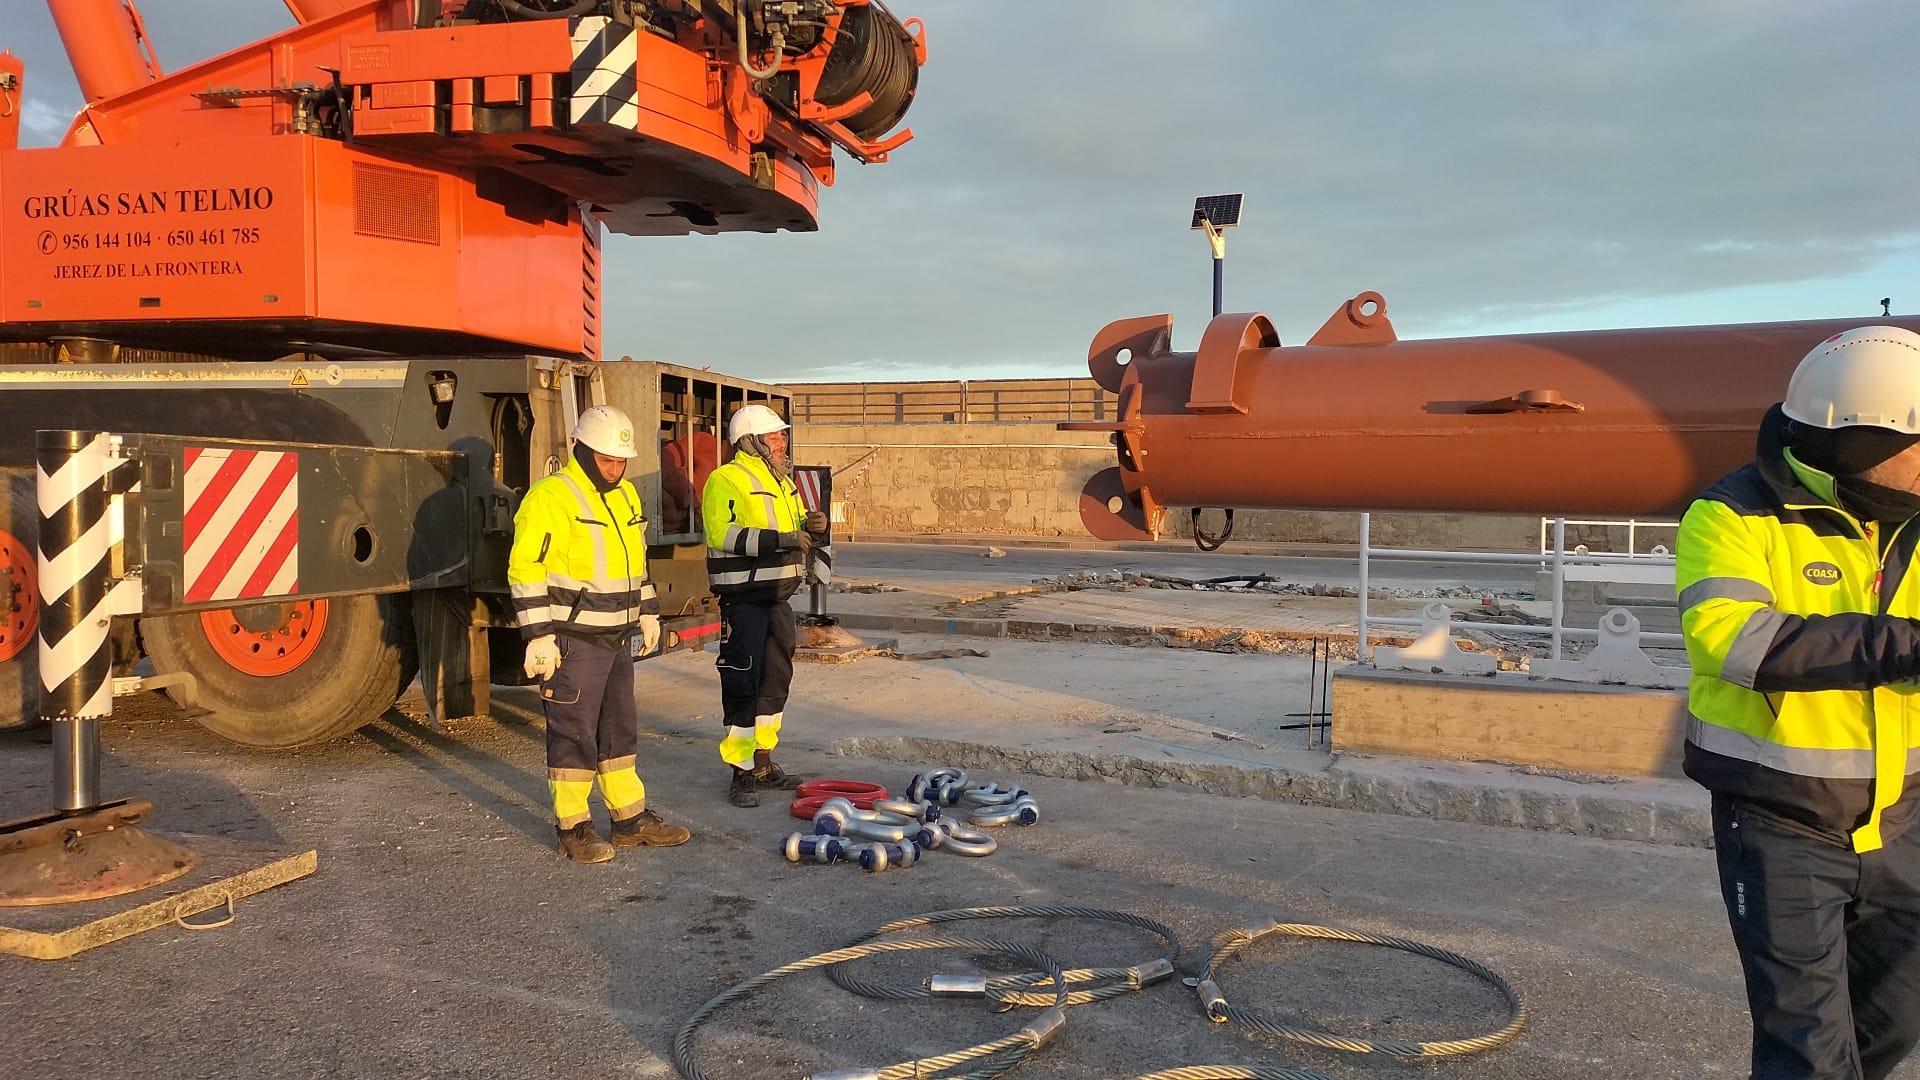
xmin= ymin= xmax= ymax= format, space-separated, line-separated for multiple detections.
xmin=199 ymin=599 xmax=330 ymax=677
xmin=0 ymin=529 xmax=38 ymax=664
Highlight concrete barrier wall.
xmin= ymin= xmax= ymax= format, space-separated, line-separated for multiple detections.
xmin=793 ymin=421 xmax=1541 ymax=550
xmin=796 ymin=423 xmax=1107 ymax=536
xmin=1332 ymin=667 xmax=1690 ymax=780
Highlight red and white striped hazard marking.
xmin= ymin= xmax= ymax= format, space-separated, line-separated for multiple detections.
xmin=794 ymin=469 xmax=825 ymax=512
xmin=183 ymin=447 xmax=300 ymax=603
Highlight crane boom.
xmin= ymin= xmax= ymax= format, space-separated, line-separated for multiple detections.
xmin=3 ymin=0 xmax=925 ymax=360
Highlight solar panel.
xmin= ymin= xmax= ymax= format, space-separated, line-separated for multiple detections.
xmin=1190 ymin=193 xmax=1244 ymax=230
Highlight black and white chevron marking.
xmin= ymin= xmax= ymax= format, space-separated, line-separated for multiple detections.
xmin=569 ymin=16 xmax=639 ymax=128
xmin=36 ymin=432 xmax=127 ymax=722
xmin=810 ymin=541 xmax=833 ymax=587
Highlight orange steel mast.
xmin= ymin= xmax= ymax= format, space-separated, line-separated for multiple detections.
xmin=1067 ymin=296 xmax=1920 ymax=532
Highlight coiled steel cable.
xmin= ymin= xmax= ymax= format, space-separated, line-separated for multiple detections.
xmin=828 ymin=905 xmax=1182 ymax=1009
xmin=1121 ymin=1060 xmax=1336 ymax=1068
xmin=671 ymin=936 xmax=1068 ymax=1080
xmin=984 ymin=965 xmax=1172 ymax=1009
xmin=1195 ymin=921 xmax=1526 ymax=1057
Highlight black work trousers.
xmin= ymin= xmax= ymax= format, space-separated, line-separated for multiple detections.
xmin=1713 ymin=794 xmax=1920 ymax=1079
xmin=715 ymin=599 xmax=794 ymax=768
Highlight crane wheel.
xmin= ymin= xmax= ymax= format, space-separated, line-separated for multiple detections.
xmin=0 ymin=470 xmax=40 ymax=731
xmin=142 ymin=592 xmax=413 ymax=748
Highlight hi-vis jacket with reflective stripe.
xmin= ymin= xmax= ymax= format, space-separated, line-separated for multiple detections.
xmin=508 ymin=457 xmax=659 ymax=641
xmin=1678 ymin=405 xmax=1920 ymax=853
xmin=702 ymin=450 xmax=805 ymax=604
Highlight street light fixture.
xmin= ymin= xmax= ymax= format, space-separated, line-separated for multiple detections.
xmin=1188 ymin=194 xmax=1246 ymax=552
xmin=1190 ymin=193 xmax=1244 ymax=317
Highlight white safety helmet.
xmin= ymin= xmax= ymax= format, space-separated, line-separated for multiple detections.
xmin=1784 ymin=326 xmax=1920 ymax=433
xmin=727 ymin=403 xmax=790 ymax=443
xmin=573 ymin=404 xmax=639 ymax=459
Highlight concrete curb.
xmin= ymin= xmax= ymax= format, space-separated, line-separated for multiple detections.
xmin=842 ymin=534 xmax=1360 ymax=559
xmin=832 ymin=612 xmax=1009 ymax=637
xmin=830 ymin=612 xmax=1388 ymax=651
xmin=831 ymin=735 xmax=1713 ymax=848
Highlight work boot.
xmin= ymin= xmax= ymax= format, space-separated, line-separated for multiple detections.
xmin=729 ymin=767 xmax=761 ymax=808
xmin=556 ymin=822 xmax=614 ymax=864
xmin=610 ymin=808 xmax=691 ymax=848
xmin=752 ymin=748 xmax=805 ymax=791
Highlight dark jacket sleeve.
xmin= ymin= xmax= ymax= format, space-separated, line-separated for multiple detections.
xmin=1749 ymin=613 xmax=1920 ymax=692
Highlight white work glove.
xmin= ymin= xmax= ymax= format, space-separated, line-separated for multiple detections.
xmin=523 ymin=634 xmax=561 ymax=679
xmin=804 ymin=511 xmax=829 ymax=536
xmin=638 ymin=613 xmax=661 ymax=656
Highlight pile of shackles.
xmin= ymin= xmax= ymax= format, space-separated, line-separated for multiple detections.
xmin=779 ymin=768 xmax=1041 ymax=873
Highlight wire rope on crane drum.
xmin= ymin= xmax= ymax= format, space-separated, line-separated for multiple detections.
xmin=813 ymin=2 xmax=922 ymax=140
xmin=141 ymin=594 xmax=418 ymax=748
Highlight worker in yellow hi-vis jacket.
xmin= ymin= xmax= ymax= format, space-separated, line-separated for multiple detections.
xmin=702 ymin=404 xmax=828 ymax=808
xmin=509 ymin=404 xmax=690 ymax=863
xmin=1678 ymin=326 xmax=1920 ymax=1078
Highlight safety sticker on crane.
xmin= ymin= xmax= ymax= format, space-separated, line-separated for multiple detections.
xmin=182 ymin=447 xmax=300 ymax=603
xmin=570 ymin=17 xmax=639 ymax=128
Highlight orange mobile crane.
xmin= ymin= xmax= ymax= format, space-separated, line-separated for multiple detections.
xmin=0 ymin=0 xmax=924 ymax=746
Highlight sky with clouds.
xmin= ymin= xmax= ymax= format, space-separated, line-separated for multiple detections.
xmin=10 ymin=1 xmax=1920 ymax=384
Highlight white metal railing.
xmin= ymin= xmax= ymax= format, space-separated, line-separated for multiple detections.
xmin=1538 ymin=517 xmax=1679 ymax=562
xmin=1358 ymin=515 xmax=1681 ymax=664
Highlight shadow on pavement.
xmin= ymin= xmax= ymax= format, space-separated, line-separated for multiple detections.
xmin=359 ymin=709 xmax=552 ymax=846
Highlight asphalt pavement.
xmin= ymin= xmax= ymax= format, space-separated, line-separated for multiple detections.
xmin=1 ymin=664 xmax=1771 ymax=1079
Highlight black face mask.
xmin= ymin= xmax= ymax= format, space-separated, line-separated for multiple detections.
xmin=572 ymin=442 xmax=621 ymax=494
xmin=1835 ymin=474 xmax=1920 ymax=525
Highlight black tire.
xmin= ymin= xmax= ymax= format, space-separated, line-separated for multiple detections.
xmin=141 ymin=592 xmax=411 ymax=748
xmin=0 ymin=468 xmax=39 ymax=731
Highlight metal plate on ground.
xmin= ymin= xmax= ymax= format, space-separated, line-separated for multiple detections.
xmin=0 ymin=832 xmax=316 ymax=960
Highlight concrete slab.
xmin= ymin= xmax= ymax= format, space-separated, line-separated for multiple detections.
xmin=809 ymin=633 xmax=1708 ymax=848
xmin=810 ymin=564 xmax=1708 ymax=846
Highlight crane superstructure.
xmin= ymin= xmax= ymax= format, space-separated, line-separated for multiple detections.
xmin=0 ymin=0 xmax=925 ymax=747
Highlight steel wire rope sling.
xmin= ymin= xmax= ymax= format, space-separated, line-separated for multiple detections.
xmin=1192 ymin=920 xmax=1527 ymax=1057
xmin=826 ymin=905 xmax=1181 ymax=1009
xmin=1132 ymin=1066 xmax=1338 ymax=1080
xmin=671 ymin=937 xmax=1071 ymax=1080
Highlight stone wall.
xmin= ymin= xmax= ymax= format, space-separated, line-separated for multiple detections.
xmin=793 ymin=421 xmax=1542 ymax=551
